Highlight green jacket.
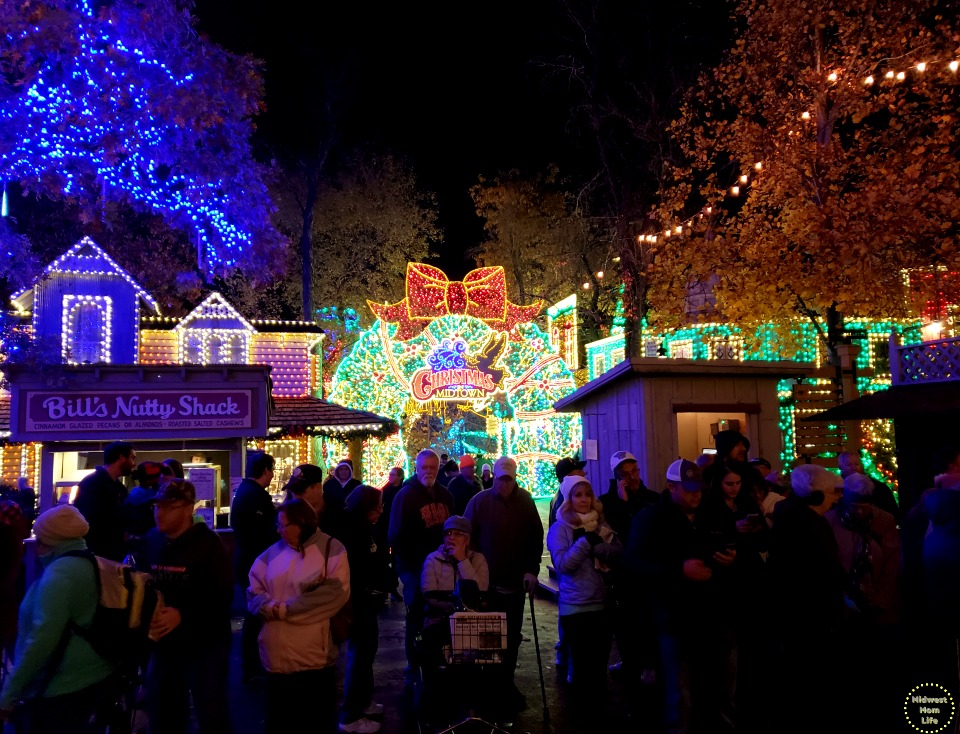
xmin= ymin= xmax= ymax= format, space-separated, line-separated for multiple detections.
xmin=0 ymin=538 xmax=115 ymax=708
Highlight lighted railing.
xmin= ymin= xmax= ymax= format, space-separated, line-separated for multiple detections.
xmin=890 ymin=333 xmax=960 ymax=385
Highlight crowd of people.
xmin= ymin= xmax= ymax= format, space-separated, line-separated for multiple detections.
xmin=1 ymin=433 xmax=959 ymax=734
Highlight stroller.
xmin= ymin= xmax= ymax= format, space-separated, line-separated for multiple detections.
xmin=413 ymin=580 xmax=512 ymax=734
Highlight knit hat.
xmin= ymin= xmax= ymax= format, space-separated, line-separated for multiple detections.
xmin=345 ymin=485 xmax=382 ymax=514
xmin=443 ymin=515 xmax=472 ymax=535
xmin=481 ymin=463 xmax=492 ymax=475
xmin=335 ymin=461 xmax=354 ymax=478
xmin=459 ymin=454 xmax=476 ymax=468
xmin=493 ymin=456 xmax=517 ymax=479
xmin=559 ymin=474 xmax=592 ymax=503
xmin=33 ymin=505 xmax=89 ymax=545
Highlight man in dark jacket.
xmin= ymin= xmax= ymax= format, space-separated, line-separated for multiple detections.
xmin=447 ymin=454 xmax=483 ymax=516
xmin=603 ymin=450 xmax=659 ymax=681
xmin=464 ymin=456 xmax=543 ymax=712
xmin=387 ymin=449 xmax=453 ymax=674
xmin=142 ymin=479 xmax=234 ymax=734
xmin=768 ymin=464 xmax=845 ymax=734
xmin=625 ymin=458 xmax=736 ymax=734
xmin=74 ymin=441 xmax=136 ymax=560
xmin=229 ymin=450 xmax=275 ymax=685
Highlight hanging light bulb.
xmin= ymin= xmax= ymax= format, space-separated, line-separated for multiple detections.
xmin=731 ymin=186 xmax=740 ymax=196
xmin=885 ymin=71 xmax=895 ymax=79
xmin=916 ymin=62 xmax=926 ymax=72
xmin=949 ymin=60 xmax=959 ymax=72
xmin=754 ymin=162 xmax=762 ymax=171
xmin=596 ymin=271 xmax=604 ymax=279
xmin=801 ymin=111 xmax=811 ymax=120
xmin=896 ymin=71 xmax=906 ymax=80
xmin=582 ymin=282 xmax=591 ymax=290
xmin=827 ymin=72 xmax=838 ymax=82
xmin=739 ymin=174 xmax=748 ymax=184
xmin=864 ymin=75 xmax=874 ymax=85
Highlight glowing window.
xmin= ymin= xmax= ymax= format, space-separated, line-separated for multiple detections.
xmin=185 ymin=334 xmax=203 ymax=363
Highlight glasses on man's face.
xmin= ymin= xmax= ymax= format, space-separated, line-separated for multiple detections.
xmin=444 ymin=530 xmax=467 ymax=538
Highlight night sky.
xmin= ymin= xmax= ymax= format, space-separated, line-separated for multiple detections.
xmin=193 ymin=0 xmax=573 ymax=278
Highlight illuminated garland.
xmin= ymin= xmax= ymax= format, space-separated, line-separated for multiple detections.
xmin=330 ymin=286 xmax=581 ymax=496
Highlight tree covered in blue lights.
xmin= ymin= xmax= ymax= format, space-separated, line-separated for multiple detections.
xmin=0 ymin=0 xmax=284 ymax=272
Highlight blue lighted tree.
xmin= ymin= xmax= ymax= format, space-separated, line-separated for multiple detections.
xmin=0 ymin=0 xmax=284 ymax=272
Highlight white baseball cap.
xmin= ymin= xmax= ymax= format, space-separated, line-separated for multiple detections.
xmin=493 ymin=456 xmax=517 ymax=479
xmin=610 ymin=451 xmax=637 ymax=473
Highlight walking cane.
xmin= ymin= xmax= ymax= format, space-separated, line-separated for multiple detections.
xmin=528 ymin=592 xmax=550 ymax=724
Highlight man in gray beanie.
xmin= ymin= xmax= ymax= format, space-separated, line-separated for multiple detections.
xmin=0 ymin=506 xmax=117 ymax=731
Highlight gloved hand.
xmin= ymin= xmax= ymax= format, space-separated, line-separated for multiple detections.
xmin=584 ymin=532 xmax=602 ymax=547
xmin=573 ymin=527 xmax=586 ymax=541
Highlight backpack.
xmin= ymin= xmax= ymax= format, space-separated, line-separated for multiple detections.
xmin=61 ymin=550 xmax=160 ymax=668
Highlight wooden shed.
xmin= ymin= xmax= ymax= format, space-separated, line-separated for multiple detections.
xmin=553 ymin=358 xmax=812 ymax=493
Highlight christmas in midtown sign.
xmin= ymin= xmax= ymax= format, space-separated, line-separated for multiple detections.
xmin=330 ymin=263 xmax=581 ymax=497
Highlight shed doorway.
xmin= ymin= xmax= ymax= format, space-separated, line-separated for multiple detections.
xmin=676 ymin=411 xmax=749 ymax=461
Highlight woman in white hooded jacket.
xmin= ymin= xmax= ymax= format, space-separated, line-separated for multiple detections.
xmin=546 ymin=475 xmax=622 ymax=730
xmin=248 ymin=497 xmax=351 ymax=734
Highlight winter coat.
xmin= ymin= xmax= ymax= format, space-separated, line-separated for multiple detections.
xmin=247 ymin=530 xmax=350 ymax=674
xmin=338 ymin=510 xmax=394 ymax=615
xmin=0 ymin=538 xmax=115 ymax=709
xmin=547 ymin=517 xmax=621 ymax=615
xmin=447 ymin=474 xmax=483 ymax=517
xmin=464 ymin=485 xmax=543 ymax=592
xmin=421 ymin=547 xmax=490 ymax=595
xmin=74 ymin=466 xmax=127 ymax=561
xmin=230 ymin=478 xmax=278 ymax=580
xmin=322 ymin=474 xmax=361 ymax=538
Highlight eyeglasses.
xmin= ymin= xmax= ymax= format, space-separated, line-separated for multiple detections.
xmin=444 ymin=529 xmax=468 ymax=538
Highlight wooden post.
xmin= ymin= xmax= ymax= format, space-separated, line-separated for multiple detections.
xmin=348 ymin=437 xmax=364 ymax=482
xmin=836 ymin=343 xmax=863 ymax=451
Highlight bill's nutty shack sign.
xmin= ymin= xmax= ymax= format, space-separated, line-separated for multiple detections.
xmin=8 ymin=366 xmax=270 ymax=441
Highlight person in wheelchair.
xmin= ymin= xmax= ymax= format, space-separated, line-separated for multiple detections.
xmin=419 ymin=516 xmax=490 ymax=665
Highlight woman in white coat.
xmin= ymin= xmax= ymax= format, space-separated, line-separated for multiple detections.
xmin=248 ymin=497 xmax=352 ymax=734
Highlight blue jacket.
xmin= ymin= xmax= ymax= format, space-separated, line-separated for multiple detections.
xmin=547 ymin=518 xmax=621 ymax=615
xmin=0 ymin=539 xmax=115 ymax=708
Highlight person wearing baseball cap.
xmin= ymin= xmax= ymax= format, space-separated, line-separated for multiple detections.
xmin=463 ymin=456 xmax=544 ymax=713
xmin=140 ymin=479 xmax=234 ymax=733
xmin=624 ymin=457 xmax=735 ymax=732
xmin=448 ymin=454 xmax=483 ymax=516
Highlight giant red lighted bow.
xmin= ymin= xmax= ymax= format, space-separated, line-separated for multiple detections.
xmin=369 ymin=263 xmax=543 ymax=340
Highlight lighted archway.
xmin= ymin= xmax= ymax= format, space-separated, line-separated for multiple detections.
xmin=328 ymin=264 xmax=582 ymax=496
